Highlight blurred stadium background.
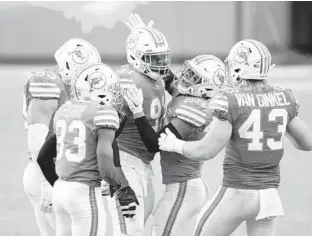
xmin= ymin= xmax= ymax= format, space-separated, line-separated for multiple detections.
xmin=1 ymin=1 xmax=312 ymax=236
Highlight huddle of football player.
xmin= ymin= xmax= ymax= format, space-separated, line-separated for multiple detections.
xmin=158 ymin=39 xmax=312 ymax=236
xmin=22 ymin=12 xmax=312 ymax=236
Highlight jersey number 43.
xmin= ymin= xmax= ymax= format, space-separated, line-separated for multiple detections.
xmin=55 ymin=119 xmax=86 ymax=162
xmin=239 ymin=108 xmax=288 ymax=151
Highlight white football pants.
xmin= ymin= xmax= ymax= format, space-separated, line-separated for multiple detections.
xmin=106 ymin=151 xmax=155 ymax=236
xmin=23 ymin=161 xmax=56 ymax=236
xmin=151 ymin=177 xmax=210 ymax=236
xmin=52 ymin=179 xmax=106 ymax=236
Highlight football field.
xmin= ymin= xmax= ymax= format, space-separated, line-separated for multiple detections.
xmin=1 ymin=64 xmax=312 ymax=236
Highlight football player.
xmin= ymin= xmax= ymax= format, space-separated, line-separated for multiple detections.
xmin=123 ymin=55 xmax=225 ymax=236
xmin=37 ymin=63 xmax=139 ymax=236
xmin=22 ymin=38 xmax=101 ymax=236
xmin=104 ymin=13 xmax=172 ymax=236
xmin=158 ymin=39 xmax=312 ymax=236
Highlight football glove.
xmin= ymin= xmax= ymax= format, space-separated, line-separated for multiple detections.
xmin=40 ymin=179 xmax=53 ymax=214
xmin=116 ymin=186 xmax=139 ymax=218
xmin=124 ymin=85 xmax=144 ymax=116
xmin=161 ymin=69 xmax=176 ymax=91
xmin=101 ymin=181 xmax=111 ymax=196
xmin=158 ymin=128 xmax=185 ymax=154
xmin=125 ymin=13 xmax=154 ymax=31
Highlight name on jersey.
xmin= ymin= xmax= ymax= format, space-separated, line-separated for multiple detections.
xmin=184 ymin=97 xmax=209 ymax=109
xmin=235 ymin=92 xmax=290 ymax=107
xmin=60 ymin=105 xmax=86 ymax=118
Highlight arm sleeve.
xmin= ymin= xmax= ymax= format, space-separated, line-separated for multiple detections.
xmin=135 ymin=116 xmax=182 ymax=153
xmin=37 ymin=134 xmax=59 ymax=186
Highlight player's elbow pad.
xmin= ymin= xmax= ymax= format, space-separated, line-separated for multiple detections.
xmin=27 ymin=124 xmax=49 ymax=160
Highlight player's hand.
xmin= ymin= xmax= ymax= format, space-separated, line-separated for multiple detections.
xmin=158 ymin=128 xmax=185 ymax=154
xmin=124 ymin=85 xmax=144 ymax=115
xmin=161 ymin=69 xmax=176 ymax=91
xmin=116 ymin=186 xmax=139 ymax=218
xmin=40 ymin=179 xmax=53 ymax=214
xmin=101 ymin=181 xmax=110 ymax=196
xmin=125 ymin=13 xmax=154 ymax=30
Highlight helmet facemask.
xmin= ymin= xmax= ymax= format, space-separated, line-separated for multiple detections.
xmin=126 ymin=27 xmax=171 ymax=80
xmin=141 ymin=50 xmax=171 ymax=79
xmin=176 ymin=60 xmax=224 ymax=98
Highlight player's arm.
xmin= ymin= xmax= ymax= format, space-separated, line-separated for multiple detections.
xmin=124 ymin=86 xmax=194 ymax=152
xmin=181 ymin=117 xmax=231 ymax=160
xmin=97 ymin=128 xmax=128 ymax=188
xmin=37 ymin=134 xmax=59 ymax=186
xmin=134 ymin=115 xmax=193 ymax=152
xmin=27 ymin=99 xmax=58 ymax=180
xmin=286 ymin=116 xmax=312 ymax=151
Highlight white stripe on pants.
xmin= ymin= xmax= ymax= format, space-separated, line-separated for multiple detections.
xmin=151 ymin=177 xmax=210 ymax=236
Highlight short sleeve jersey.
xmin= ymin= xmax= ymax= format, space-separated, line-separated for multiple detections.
xmin=54 ymin=102 xmax=119 ymax=187
xmin=116 ymin=65 xmax=166 ymax=164
xmin=209 ymin=84 xmax=299 ymax=189
xmin=161 ymin=95 xmax=212 ymax=184
xmin=23 ymin=69 xmax=70 ymax=129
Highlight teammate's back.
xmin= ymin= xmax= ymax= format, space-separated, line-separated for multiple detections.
xmin=216 ymin=82 xmax=298 ymax=189
xmin=54 ymin=101 xmax=119 ymax=187
xmin=23 ymin=69 xmax=70 ymax=129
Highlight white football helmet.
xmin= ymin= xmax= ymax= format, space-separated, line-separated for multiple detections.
xmin=55 ymin=38 xmax=101 ymax=85
xmin=71 ymin=63 xmax=123 ymax=107
xmin=225 ymin=39 xmax=275 ymax=84
xmin=126 ymin=26 xmax=171 ymax=80
xmin=175 ymin=55 xmax=225 ymax=98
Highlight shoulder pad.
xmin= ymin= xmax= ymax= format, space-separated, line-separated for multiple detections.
xmin=116 ymin=67 xmax=136 ymax=89
xmin=93 ymin=106 xmax=120 ymax=130
xmin=175 ymin=97 xmax=210 ymax=127
xmin=209 ymin=92 xmax=229 ymax=113
xmin=28 ymin=71 xmax=61 ymax=99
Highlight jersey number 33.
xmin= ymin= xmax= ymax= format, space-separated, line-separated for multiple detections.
xmin=55 ymin=119 xmax=86 ymax=163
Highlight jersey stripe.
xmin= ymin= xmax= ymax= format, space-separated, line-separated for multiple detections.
xmin=119 ymin=78 xmax=135 ymax=88
xmin=94 ymin=109 xmax=119 ymax=129
xmin=209 ymin=94 xmax=228 ymax=112
xmin=29 ymin=82 xmax=60 ymax=98
xmin=176 ymin=105 xmax=206 ymax=127
xmin=209 ymin=100 xmax=228 ymax=112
